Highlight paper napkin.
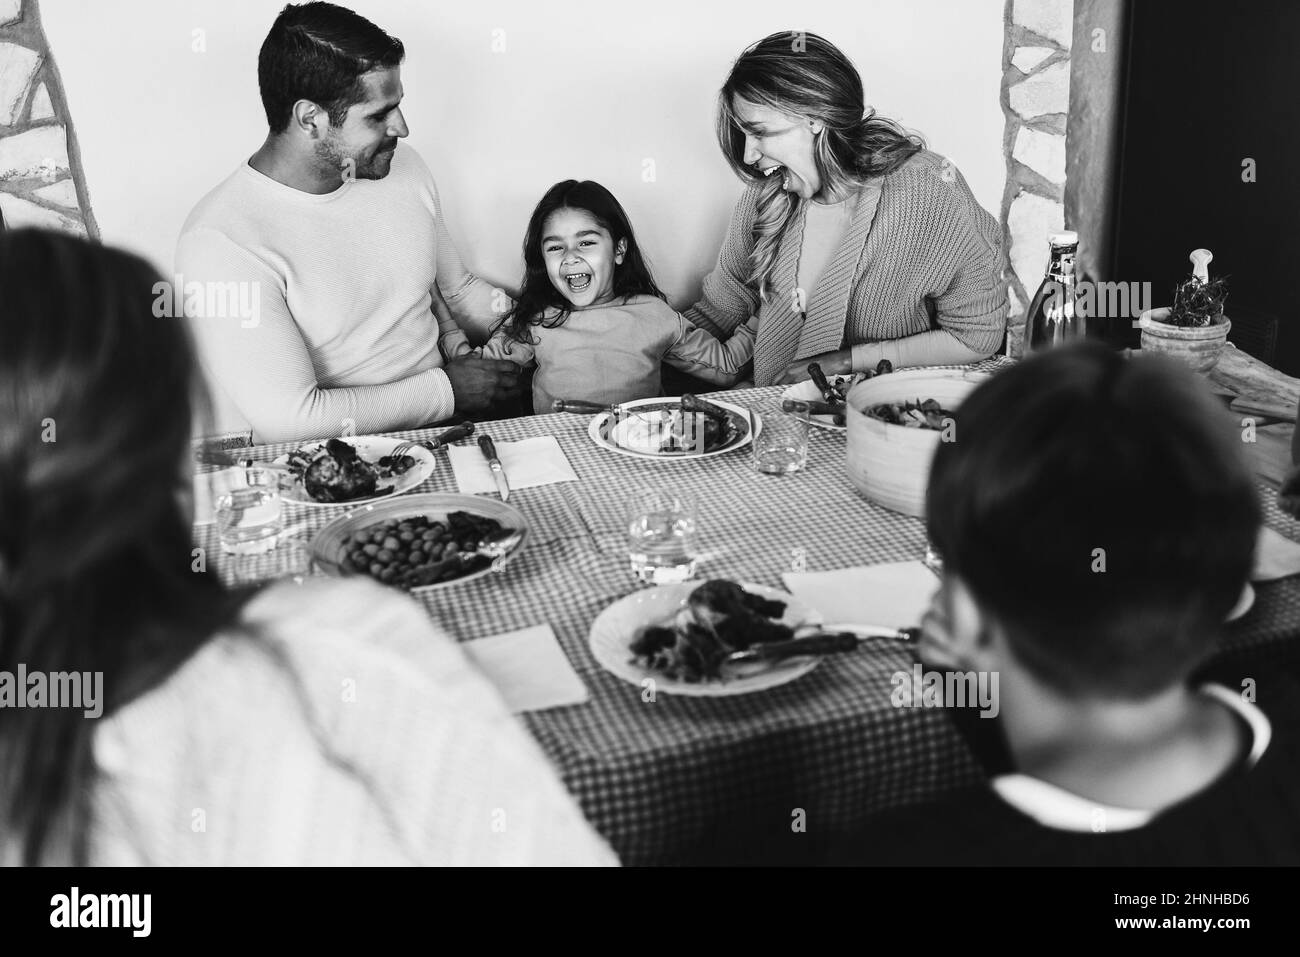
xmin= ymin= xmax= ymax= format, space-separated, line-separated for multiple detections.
xmin=447 ymin=436 xmax=578 ymax=496
xmin=781 ymin=560 xmax=940 ymax=629
xmin=462 ymin=625 xmax=589 ymax=713
xmin=1254 ymin=526 xmax=1300 ymax=582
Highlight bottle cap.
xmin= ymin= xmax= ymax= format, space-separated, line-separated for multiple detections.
xmin=1048 ymin=231 xmax=1079 ymax=246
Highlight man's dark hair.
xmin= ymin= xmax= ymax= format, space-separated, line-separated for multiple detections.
xmin=926 ymin=341 xmax=1260 ymax=698
xmin=258 ymin=2 xmax=404 ymax=133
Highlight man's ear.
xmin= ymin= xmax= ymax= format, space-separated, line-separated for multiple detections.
xmin=947 ymin=576 xmax=998 ymax=659
xmin=615 ymin=238 xmax=628 ymax=264
xmin=292 ymin=99 xmax=327 ymax=138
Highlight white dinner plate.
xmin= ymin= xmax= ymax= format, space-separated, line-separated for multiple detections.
xmin=586 ymin=397 xmax=761 ymax=461
xmin=273 ymin=435 xmax=436 ymax=507
xmin=781 ymin=374 xmax=854 ymax=432
xmin=588 ymin=581 xmax=823 ymax=696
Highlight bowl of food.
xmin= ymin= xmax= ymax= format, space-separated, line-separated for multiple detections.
xmin=308 ymin=492 xmax=527 ymax=591
xmin=844 ymin=368 xmax=990 ymax=517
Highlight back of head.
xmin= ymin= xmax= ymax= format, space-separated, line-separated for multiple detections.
xmin=0 ymin=229 xmax=238 ymax=864
xmin=258 ymin=1 xmax=404 ymax=132
xmin=926 ymin=342 xmax=1260 ymax=698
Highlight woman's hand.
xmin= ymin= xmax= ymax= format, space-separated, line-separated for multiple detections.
xmin=775 ymin=349 xmax=851 ymax=385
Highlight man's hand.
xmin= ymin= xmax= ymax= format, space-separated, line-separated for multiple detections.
xmin=775 ymin=349 xmax=851 ymax=385
xmin=444 ymin=356 xmax=521 ymax=416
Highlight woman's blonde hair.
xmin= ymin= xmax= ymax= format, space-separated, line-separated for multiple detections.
xmin=716 ymin=32 xmax=925 ymax=301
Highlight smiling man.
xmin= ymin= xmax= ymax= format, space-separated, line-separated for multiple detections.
xmin=177 ymin=2 xmax=518 ymax=444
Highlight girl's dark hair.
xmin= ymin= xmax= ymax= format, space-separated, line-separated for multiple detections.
xmin=0 ymin=229 xmax=252 ymax=865
xmin=926 ymin=341 xmax=1260 ymax=698
xmin=717 ymin=31 xmax=925 ymax=300
xmin=259 ymin=1 xmax=405 ymax=132
xmin=494 ymin=180 xmax=666 ymax=345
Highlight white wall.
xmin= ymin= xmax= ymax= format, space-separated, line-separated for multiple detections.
xmin=42 ymin=0 xmax=1006 ymax=432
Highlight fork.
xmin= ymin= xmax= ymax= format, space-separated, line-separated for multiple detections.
xmin=390 ymin=421 xmax=476 ymax=460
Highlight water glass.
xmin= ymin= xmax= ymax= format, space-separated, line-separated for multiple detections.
xmin=753 ymin=402 xmax=810 ymax=474
xmin=215 ymin=468 xmax=283 ymax=555
xmin=627 ymin=488 xmax=698 ymax=584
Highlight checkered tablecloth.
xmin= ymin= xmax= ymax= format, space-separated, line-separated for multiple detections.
xmin=192 ymin=359 xmax=1300 ymax=865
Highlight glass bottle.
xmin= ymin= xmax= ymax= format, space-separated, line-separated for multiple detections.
xmin=1023 ymin=231 xmax=1082 ymax=353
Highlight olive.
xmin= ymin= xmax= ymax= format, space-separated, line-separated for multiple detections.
xmin=382 ymin=536 xmax=400 ymax=552
xmin=399 ymin=530 xmax=415 ymax=543
xmin=421 ymin=529 xmax=439 ymax=543
xmin=351 ymin=531 xmax=371 ymax=546
xmin=400 ymin=455 xmax=415 ymax=470
xmin=369 ymin=562 xmax=384 ymax=577
xmin=379 ymin=567 xmax=395 ymax=583
xmin=409 ymin=545 xmax=425 ymax=562
xmin=363 ymin=543 xmax=379 ymax=557
xmin=376 ymin=548 xmax=394 ymax=564
xmin=442 ymin=542 xmax=458 ymax=560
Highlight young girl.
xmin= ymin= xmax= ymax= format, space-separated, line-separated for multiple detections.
xmin=454 ymin=180 xmax=758 ymax=413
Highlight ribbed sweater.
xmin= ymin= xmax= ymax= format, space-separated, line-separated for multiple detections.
xmin=82 ymin=578 xmax=618 ymax=866
xmin=176 ymin=144 xmax=501 ymax=444
xmin=684 ymin=150 xmax=1009 ymax=386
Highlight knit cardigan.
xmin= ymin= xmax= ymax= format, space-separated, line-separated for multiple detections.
xmin=684 ymin=150 xmax=1009 ymax=386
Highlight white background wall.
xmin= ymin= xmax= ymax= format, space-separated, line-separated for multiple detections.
xmin=42 ymin=0 xmax=1005 ymax=431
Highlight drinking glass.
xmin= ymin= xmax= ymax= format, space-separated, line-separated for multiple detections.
xmin=626 ymin=488 xmax=698 ymax=584
xmin=753 ymin=402 xmax=810 ymax=474
xmin=215 ymin=467 xmax=283 ymax=555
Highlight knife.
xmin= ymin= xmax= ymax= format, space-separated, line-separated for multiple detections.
xmin=724 ymin=627 xmax=919 ymax=664
xmin=478 ymin=434 xmax=510 ymax=501
xmin=424 ymin=420 xmax=475 ymax=451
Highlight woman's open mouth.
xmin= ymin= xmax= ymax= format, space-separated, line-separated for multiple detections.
xmin=564 ymin=272 xmax=592 ymax=293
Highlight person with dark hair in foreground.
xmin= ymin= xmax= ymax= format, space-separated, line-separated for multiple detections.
xmin=177 ymin=1 xmax=518 ymax=444
xmin=0 ymin=229 xmax=616 ymax=866
xmin=835 ymin=342 xmax=1300 ymax=865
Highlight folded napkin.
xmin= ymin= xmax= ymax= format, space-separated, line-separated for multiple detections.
xmin=781 ymin=560 xmax=939 ymax=629
xmin=1254 ymin=526 xmax=1300 ymax=581
xmin=462 ymin=625 xmax=589 ymax=713
xmin=447 ymin=436 xmax=578 ymax=496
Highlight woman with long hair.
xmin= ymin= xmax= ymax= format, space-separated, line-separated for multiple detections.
xmin=685 ymin=32 xmax=1008 ymax=386
xmin=0 ymin=229 xmax=615 ymax=866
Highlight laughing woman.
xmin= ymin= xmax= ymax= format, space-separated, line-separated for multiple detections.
xmin=685 ymin=32 xmax=1008 ymax=386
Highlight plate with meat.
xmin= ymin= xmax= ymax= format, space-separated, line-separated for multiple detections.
xmin=588 ymin=579 xmax=824 ymax=695
xmin=274 ymin=436 xmax=436 ymax=506
xmin=576 ymin=395 xmax=760 ymax=460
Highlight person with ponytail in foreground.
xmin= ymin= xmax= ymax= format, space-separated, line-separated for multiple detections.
xmin=685 ymin=32 xmax=1008 ymax=387
xmin=0 ymin=229 xmax=616 ymax=867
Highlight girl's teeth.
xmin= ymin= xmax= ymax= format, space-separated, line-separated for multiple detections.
xmin=566 ymin=274 xmax=591 ymax=291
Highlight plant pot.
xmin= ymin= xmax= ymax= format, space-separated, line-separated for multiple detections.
xmin=1138 ymin=307 xmax=1231 ymax=374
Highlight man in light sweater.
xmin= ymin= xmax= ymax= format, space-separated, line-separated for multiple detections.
xmin=177 ymin=2 xmax=518 ymax=444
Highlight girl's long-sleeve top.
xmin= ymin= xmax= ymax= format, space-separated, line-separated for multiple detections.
xmin=471 ymin=294 xmax=759 ymax=413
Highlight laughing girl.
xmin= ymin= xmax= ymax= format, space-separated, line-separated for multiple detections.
xmin=465 ymin=180 xmax=758 ymax=414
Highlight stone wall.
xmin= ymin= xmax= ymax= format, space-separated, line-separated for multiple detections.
xmin=1001 ymin=0 xmax=1073 ymax=355
xmin=0 ymin=0 xmax=96 ymax=235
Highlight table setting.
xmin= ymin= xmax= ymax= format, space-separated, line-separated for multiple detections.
xmin=190 ymin=353 xmax=1300 ymax=865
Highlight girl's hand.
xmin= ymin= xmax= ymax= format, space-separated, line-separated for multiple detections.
xmin=775 ymin=349 xmax=851 ymax=385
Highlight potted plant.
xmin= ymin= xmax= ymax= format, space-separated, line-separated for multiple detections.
xmin=1138 ymin=248 xmax=1230 ymax=373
